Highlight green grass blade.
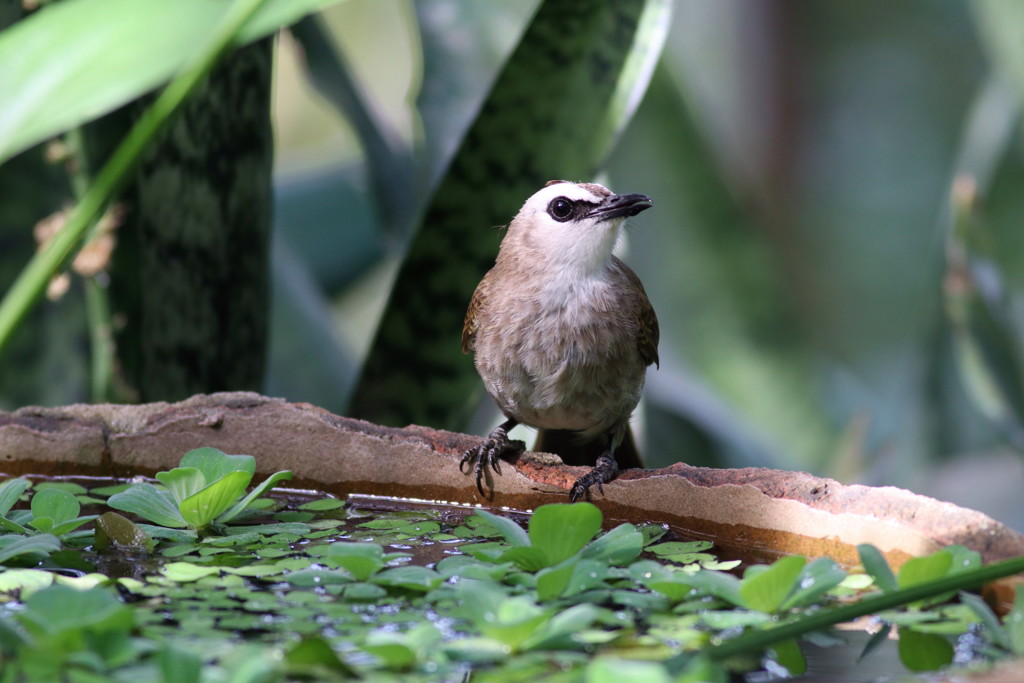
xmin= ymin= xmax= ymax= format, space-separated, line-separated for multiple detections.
xmin=0 ymin=0 xmax=273 ymax=357
xmin=0 ymin=0 xmax=348 ymax=164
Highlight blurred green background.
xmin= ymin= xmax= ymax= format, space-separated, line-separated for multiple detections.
xmin=4 ymin=0 xmax=1024 ymax=530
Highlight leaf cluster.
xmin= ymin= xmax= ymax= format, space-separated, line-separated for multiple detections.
xmin=0 ymin=478 xmax=96 ymax=540
xmin=107 ymin=447 xmax=293 ymax=535
xmin=0 ymin=474 xmax=1023 ymax=680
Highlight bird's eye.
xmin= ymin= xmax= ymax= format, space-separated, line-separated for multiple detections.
xmin=547 ymin=197 xmax=574 ymax=222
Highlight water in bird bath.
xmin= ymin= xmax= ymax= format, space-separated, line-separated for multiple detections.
xmin=0 ymin=474 xmax=1014 ymax=681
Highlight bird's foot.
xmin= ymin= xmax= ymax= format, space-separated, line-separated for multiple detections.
xmin=569 ymin=452 xmax=619 ymax=502
xmin=460 ymin=421 xmax=525 ymax=498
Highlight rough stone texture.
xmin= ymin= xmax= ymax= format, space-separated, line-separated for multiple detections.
xmin=1 ymin=392 xmax=1022 ymax=571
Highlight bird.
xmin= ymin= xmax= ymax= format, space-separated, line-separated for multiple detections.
xmin=460 ymin=179 xmax=659 ymax=501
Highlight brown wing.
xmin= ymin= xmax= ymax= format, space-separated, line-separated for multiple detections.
xmin=637 ymin=293 xmax=660 ymax=368
xmin=612 ymin=257 xmax=659 ymax=368
xmin=462 ymin=279 xmax=487 ymax=354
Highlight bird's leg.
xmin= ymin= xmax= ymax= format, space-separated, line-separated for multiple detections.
xmin=569 ymin=426 xmax=625 ymax=502
xmin=460 ymin=418 xmax=525 ymax=497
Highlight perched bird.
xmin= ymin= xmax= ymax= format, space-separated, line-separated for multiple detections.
xmin=460 ymin=180 xmax=659 ymax=501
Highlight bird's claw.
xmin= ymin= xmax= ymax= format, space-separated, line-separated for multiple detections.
xmin=569 ymin=452 xmax=619 ymax=503
xmin=460 ymin=427 xmax=524 ymax=498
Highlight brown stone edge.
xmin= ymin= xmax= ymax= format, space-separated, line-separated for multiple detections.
xmin=0 ymin=391 xmax=1022 ymax=574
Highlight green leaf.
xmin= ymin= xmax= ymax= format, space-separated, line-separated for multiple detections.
xmin=48 ymin=516 xmax=98 ymax=538
xmin=0 ymin=479 xmax=30 ymax=517
xmin=29 ymin=488 xmax=80 ymax=526
xmin=779 ymin=557 xmax=848 ymax=610
xmin=585 ymin=657 xmax=673 ymax=683
xmin=581 ymin=523 xmax=644 ymax=565
xmin=685 ymin=570 xmax=744 ymax=607
xmin=898 ymin=551 xmax=953 ymax=589
xmin=455 ymin=579 xmax=507 ymax=628
xmin=108 ymin=483 xmax=188 ymax=528
xmin=858 ymin=544 xmax=897 ymax=593
xmin=472 ymin=510 xmax=529 ymax=547
xmin=897 ymin=628 xmax=953 ymax=672
xmin=672 ymin=656 xmax=728 ymax=683
xmin=528 ymin=503 xmax=602 ymax=567
xmin=289 ymin=16 xmax=416 ymax=236
xmin=436 ymin=555 xmax=508 ymax=582
xmin=321 ymin=543 xmax=384 ymax=581
xmin=0 ymin=568 xmax=54 ymax=595
xmin=155 ymin=467 xmax=209 ymax=505
xmin=443 ymin=636 xmax=509 ymax=664
xmin=485 ymin=604 xmax=552 ymax=651
xmin=19 ymin=584 xmax=132 ymax=636
xmin=161 ymin=562 xmax=220 ymax=582
xmin=281 ymin=568 xmax=351 ymax=587
xmin=1008 ymin=587 xmax=1024 ymax=655
xmin=562 ymin=559 xmax=609 ymax=597
xmin=523 ymin=602 xmax=600 ymax=650
xmin=0 ymin=534 xmax=60 ymax=564
xmin=26 ymin=517 xmax=53 ymax=534
xmin=298 ymin=498 xmax=344 ymax=511
xmin=0 ymin=0 xmax=349 ymax=164
xmin=373 ymin=566 xmax=442 ymax=592
xmin=362 ymin=641 xmax=416 ymax=669
xmin=536 ymin=558 xmax=577 ymax=601
xmin=342 ymin=582 xmax=387 ymax=601
xmin=695 ymin=553 xmax=1024 ymax=666
xmin=179 ymin=447 xmax=256 ymax=483
xmin=226 ymin=521 xmax=308 ymax=536
xmin=944 ymin=545 xmax=982 ymax=574
xmin=499 ymin=546 xmax=552 ymax=572
xmin=178 ymin=470 xmax=253 ymax=530
xmin=858 ymin=623 xmax=893 ymax=663
xmin=285 ymin=636 xmax=357 ymax=676
xmin=0 ymin=515 xmax=28 ymax=535
xmin=699 ymin=610 xmax=772 ymax=630
xmin=647 ymin=540 xmax=713 ymax=556
xmin=33 ymin=482 xmax=88 ymax=496
xmin=217 ymin=470 xmax=293 ymax=524
xmin=159 ymin=642 xmax=203 ymax=683
xmin=973 ymin=1 xmax=1024 ymax=115
xmin=138 ymin=525 xmax=196 ymax=543
xmin=770 ymin=639 xmax=807 ymax=676
xmin=739 ymin=555 xmax=806 ymax=613
xmin=647 ymin=576 xmax=695 ymax=603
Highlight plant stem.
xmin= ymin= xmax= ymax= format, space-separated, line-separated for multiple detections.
xmin=0 ymin=0 xmax=269 ymax=358
xmin=702 ymin=553 xmax=1024 ymax=662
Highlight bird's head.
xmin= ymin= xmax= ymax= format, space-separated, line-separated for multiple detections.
xmin=501 ymin=180 xmax=652 ymax=276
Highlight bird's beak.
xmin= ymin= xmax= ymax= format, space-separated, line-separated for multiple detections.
xmin=586 ymin=193 xmax=653 ymax=222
